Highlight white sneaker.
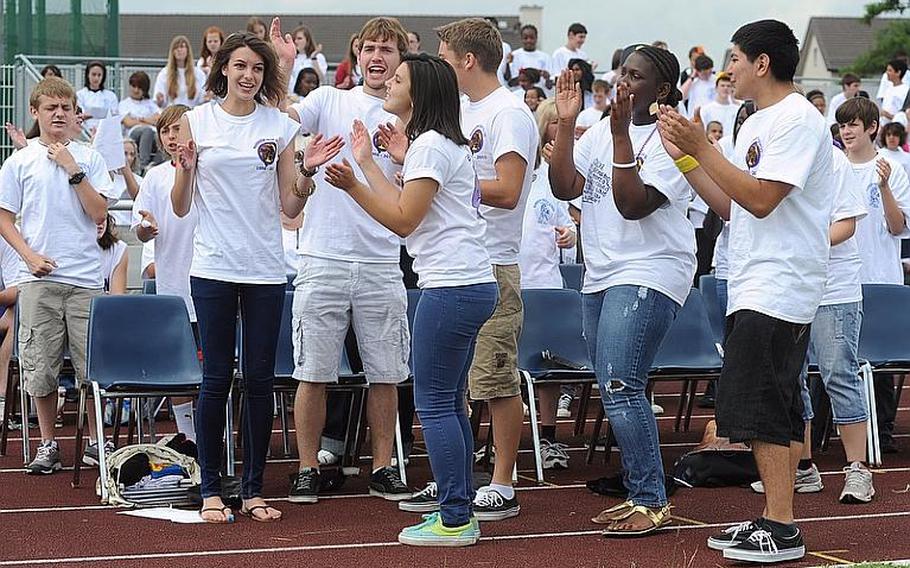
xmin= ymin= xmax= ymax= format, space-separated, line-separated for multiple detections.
xmin=839 ymin=462 xmax=874 ymax=504
xmin=556 ymin=393 xmax=572 ymax=418
xmin=540 ymin=439 xmax=569 ymax=470
xmin=651 ymin=403 xmax=664 ymax=415
xmin=751 ymin=464 xmax=824 ymax=494
xmin=317 ymin=449 xmax=339 ymax=465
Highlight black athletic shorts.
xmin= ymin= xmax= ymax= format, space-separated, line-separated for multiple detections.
xmin=715 ymin=310 xmax=810 ymax=447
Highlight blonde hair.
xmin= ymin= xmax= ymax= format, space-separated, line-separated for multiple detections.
xmin=29 ymin=76 xmax=76 ymax=109
xmin=165 ymin=35 xmax=197 ymax=101
xmin=435 ymin=18 xmax=502 ymax=74
xmin=535 ymin=98 xmax=558 ymax=160
xmin=358 ymin=17 xmax=409 ymax=56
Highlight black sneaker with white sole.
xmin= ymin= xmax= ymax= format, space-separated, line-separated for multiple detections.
xmin=473 ymin=487 xmax=520 ymax=521
xmin=288 ymin=467 xmax=320 ymax=504
xmin=707 ymin=519 xmax=764 ymax=550
xmin=399 ymin=482 xmax=439 ymax=513
xmin=369 ymin=466 xmax=413 ymax=501
xmin=722 ymin=526 xmax=805 ymax=563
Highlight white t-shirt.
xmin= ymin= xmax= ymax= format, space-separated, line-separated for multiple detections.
xmin=402 ymin=130 xmax=494 ymax=289
xmin=878 ymin=147 xmax=910 ymax=180
xmin=281 ymin=227 xmax=299 ymax=275
xmin=131 ymin=162 xmax=198 ymax=320
xmin=497 ymin=41 xmax=512 ymax=87
xmin=0 ymin=141 xmax=118 ymax=288
xmin=141 ymin=240 xmax=155 ymax=276
xmin=727 ymin=93 xmax=833 ymax=324
xmin=551 ymin=46 xmax=587 ymax=74
xmin=111 ymin=171 xmax=143 ymax=226
xmin=881 ymin=82 xmax=909 ymax=124
xmin=577 ymin=107 xmax=605 ymax=130
xmin=711 ymin=136 xmax=736 ymax=279
xmin=822 ymin=149 xmax=866 ymax=306
xmin=0 ymin=236 xmax=22 ymax=289
xmin=154 ymin=66 xmax=207 ymax=108
xmin=826 ymin=92 xmax=847 ymax=125
xmin=519 ymin=163 xmax=573 ymax=289
xmin=118 ymin=97 xmax=159 ymax=135
xmin=573 ymin=120 xmax=696 ymax=305
xmin=461 ymin=86 xmax=538 ymax=266
xmin=287 ymin=53 xmax=329 ymax=94
xmin=291 ymin=86 xmax=401 ymax=263
xmin=509 ymin=49 xmax=552 ymax=85
xmin=686 ymin=76 xmax=716 ymax=118
xmin=851 ymin=154 xmax=910 ymax=284
xmin=76 ymin=87 xmax=119 ymax=131
xmin=876 ymin=71 xmax=910 ymax=101
xmin=186 ymin=102 xmax=298 ymax=284
xmin=698 ymin=100 xmax=738 ymax=141
xmin=99 ymin=240 xmax=127 ymax=293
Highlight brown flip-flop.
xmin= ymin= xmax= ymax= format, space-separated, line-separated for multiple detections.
xmin=240 ymin=504 xmax=282 ymax=523
xmin=199 ymin=506 xmax=235 ymax=524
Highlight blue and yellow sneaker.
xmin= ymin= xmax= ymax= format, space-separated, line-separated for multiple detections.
xmin=398 ymin=512 xmax=480 ymax=547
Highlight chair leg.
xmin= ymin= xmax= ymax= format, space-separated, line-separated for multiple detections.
xmin=278 ymin=392 xmax=291 ymax=458
xmin=126 ymin=397 xmax=136 ymax=446
xmin=684 ymin=379 xmax=699 ymax=432
xmin=895 ymin=374 xmax=906 ymax=410
xmin=135 ymin=397 xmax=144 ymax=443
xmin=0 ymin=367 xmax=16 ymax=456
xmin=93 ymin=384 xmax=110 ymax=502
xmin=469 ymin=399 xmax=484 ymax=441
xmin=349 ymin=389 xmax=370 ymax=474
xmin=863 ymin=364 xmax=881 ymax=466
xmin=586 ymin=404 xmax=605 ymax=465
xmin=112 ymin=399 xmax=123 ymax=447
xmin=394 ymin=410 xmax=407 ymax=486
xmin=524 ymin=373 xmax=544 ymax=484
xmin=72 ymin=384 xmax=88 ymax=488
xmin=20 ymin=370 xmax=30 ymax=464
xmin=574 ymin=383 xmax=592 ymax=437
xmin=673 ymin=380 xmax=689 ymax=432
xmin=225 ymin=389 xmax=236 ymax=477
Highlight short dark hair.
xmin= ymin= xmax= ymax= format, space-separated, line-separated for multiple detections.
xmin=731 ymin=19 xmax=799 ymax=82
xmin=97 ymin=213 xmax=119 ymax=250
xmin=841 ymin=73 xmax=860 ymax=87
xmin=128 ymin=71 xmax=151 ymax=99
xmin=888 ymin=58 xmax=908 ymax=79
xmin=694 ymin=54 xmax=714 ymax=71
xmin=519 ymin=67 xmax=541 ymax=83
xmin=206 ymin=32 xmax=284 ymax=106
xmin=835 ymin=96 xmax=879 ymax=141
xmin=568 ymin=23 xmax=587 ymax=35
xmin=526 ymin=86 xmax=546 ymax=99
xmin=881 ymin=122 xmax=907 ymax=146
xmin=293 ymin=68 xmax=320 ymax=97
xmin=84 ymin=61 xmax=107 ymax=90
xmin=40 ymin=64 xmax=62 ymax=78
xmin=402 ymin=53 xmax=469 ymax=147
xmin=805 ymin=89 xmax=825 ymax=103
xmin=520 ymin=24 xmax=538 ymax=35
xmin=410 ymin=30 xmax=420 ymax=42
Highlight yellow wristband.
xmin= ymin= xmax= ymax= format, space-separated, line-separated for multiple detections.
xmin=674 ymin=154 xmax=700 ymax=174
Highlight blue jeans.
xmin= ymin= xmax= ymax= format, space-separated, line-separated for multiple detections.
xmin=191 ymin=277 xmax=285 ymax=499
xmin=582 ymin=285 xmax=679 ymax=508
xmin=412 ymin=283 xmax=497 ymax=527
xmin=798 ymin=302 xmax=867 ymax=424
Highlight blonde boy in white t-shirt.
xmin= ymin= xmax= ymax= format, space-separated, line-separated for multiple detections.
xmin=0 ymin=78 xmax=118 ymax=474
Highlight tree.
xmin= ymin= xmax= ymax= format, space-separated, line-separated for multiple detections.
xmin=864 ymin=0 xmax=908 ymax=22
xmin=848 ymin=19 xmax=910 ymax=75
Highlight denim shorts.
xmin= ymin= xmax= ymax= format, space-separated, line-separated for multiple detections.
xmin=798 ymin=302 xmax=867 ymax=424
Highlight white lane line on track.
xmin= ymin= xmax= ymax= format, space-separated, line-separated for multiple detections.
xmin=2 ymin=511 xmax=910 ymax=566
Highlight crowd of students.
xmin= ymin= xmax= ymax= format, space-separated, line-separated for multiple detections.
xmin=0 ymin=13 xmax=909 ymax=564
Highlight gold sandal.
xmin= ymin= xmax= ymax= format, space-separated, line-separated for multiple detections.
xmin=591 ymin=500 xmax=635 ymax=524
xmin=600 ymin=503 xmax=673 ymax=538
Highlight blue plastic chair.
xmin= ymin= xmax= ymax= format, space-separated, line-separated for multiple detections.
xmin=73 ymin=295 xmax=202 ymax=498
xmin=859 ymin=283 xmax=910 ymax=409
xmin=559 ymin=263 xmax=585 ymax=291
xmin=518 ymin=288 xmax=595 ymax=482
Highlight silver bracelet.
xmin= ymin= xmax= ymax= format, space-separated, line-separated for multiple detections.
xmin=612 ymin=161 xmax=637 ymax=169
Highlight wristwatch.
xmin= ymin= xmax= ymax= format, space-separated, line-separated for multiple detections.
xmin=68 ymin=171 xmax=86 ymax=185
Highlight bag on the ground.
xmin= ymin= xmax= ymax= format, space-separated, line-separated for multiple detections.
xmin=97 ymin=433 xmax=201 ymax=508
xmin=672 ymin=420 xmax=759 ymax=488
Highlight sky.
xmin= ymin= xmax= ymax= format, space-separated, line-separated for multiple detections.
xmin=120 ymin=0 xmax=872 ymax=68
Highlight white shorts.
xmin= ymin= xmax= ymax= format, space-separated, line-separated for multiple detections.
xmin=292 ymin=256 xmax=409 ymax=384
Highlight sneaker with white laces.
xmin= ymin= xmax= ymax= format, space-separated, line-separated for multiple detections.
xmin=707 ymin=519 xmax=764 ymax=550
xmin=27 ymin=440 xmax=62 ymax=475
xmin=82 ymin=440 xmax=116 ymax=467
xmin=722 ymin=526 xmax=806 ymax=563
xmin=473 ymin=487 xmax=520 ymax=521
xmin=556 ymin=393 xmax=572 ymax=418
xmin=750 ymin=464 xmax=823 ymax=494
xmin=369 ymin=466 xmax=413 ymax=501
xmin=839 ymin=462 xmax=875 ymax=504
xmin=399 ymin=482 xmax=439 ymax=513
xmin=540 ymin=439 xmax=569 ymax=470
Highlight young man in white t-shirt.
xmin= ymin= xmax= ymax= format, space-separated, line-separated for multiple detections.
xmin=875 ymin=52 xmax=910 ymax=104
xmin=682 ymin=54 xmax=716 ymax=118
xmin=693 ymin=72 xmax=738 ymax=140
xmin=551 ymin=23 xmax=589 ymax=74
xmin=575 ymin=79 xmax=609 ymax=136
xmin=504 ymin=24 xmax=553 ymax=91
xmin=826 ymin=73 xmax=861 ymax=126
xmin=880 ymin=59 xmax=910 ymax=127
xmin=0 ymin=78 xmax=117 ymax=474
xmin=430 ymin=18 xmax=538 ymax=521
xmin=284 ymin=17 xmax=412 ymax=505
xmin=130 ymin=104 xmax=199 ymax=442
xmin=659 ymin=20 xmax=833 ymax=563
xmin=838 ymin=96 xmax=910 ymax=455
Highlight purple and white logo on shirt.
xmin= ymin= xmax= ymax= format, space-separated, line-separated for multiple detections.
xmin=745 ymin=138 xmax=762 ymax=173
xmin=469 ymin=127 xmax=485 ymax=154
xmin=868 ymin=182 xmax=881 ymax=208
xmin=254 ymin=139 xmax=278 ymax=170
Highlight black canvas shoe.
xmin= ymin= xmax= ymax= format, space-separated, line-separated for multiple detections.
xmin=369 ymin=466 xmax=413 ymax=501
xmin=722 ymin=525 xmax=805 ymax=563
xmin=288 ymin=467 xmax=320 ymax=504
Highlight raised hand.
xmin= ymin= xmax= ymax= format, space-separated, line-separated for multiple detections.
xmin=555 ymin=69 xmax=582 ymax=121
xmin=877 ymin=158 xmax=892 ymax=188
xmin=377 ymin=122 xmax=408 ymax=165
xmin=325 ymin=158 xmax=358 ymax=192
xmin=349 ymin=119 xmax=373 ymax=166
xmin=269 ymin=17 xmax=296 ymax=68
xmin=657 ymin=104 xmax=705 ymax=158
xmin=47 ymin=143 xmax=80 ymax=175
xmin=4 ymin=122 xmax=27 ymax=150
xmin=303 ymin=134 xmax=345 ymax=170
xmin=25 ymin=252 xmax=57 ymax=278
xmin=609 ymin=82 xmax=633 ymax=137
xmin=137 ymin=210 xmax=159 ymax=236
xmin=175 ymin=140 xmax=197 ymax=171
